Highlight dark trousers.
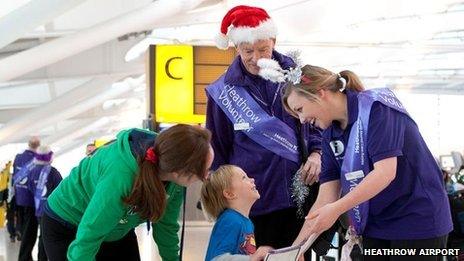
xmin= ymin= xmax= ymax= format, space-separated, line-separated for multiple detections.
xmin=7 ymin=197 xmax=24 ymax=239
xmin=363 ymin=235 xmax=448 ymax=261
xmin=38 ymin=218 xmax=48 ymax=261
xmin=6 ymin=199 xmax=17 ymax=239
xmin=251 ymin=207 xmax=313 ymax=260
xmin=41 ymin=212 xmax=141 ymax=261
xmin=18 ymin=206 xmax=45 ymax=261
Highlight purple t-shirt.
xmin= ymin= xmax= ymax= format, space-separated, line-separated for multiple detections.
xmin=206 ymin=51 xmax=322 ymax=216
xmin=27 ymin=164 xmax=62 ymax=216
xmin=320 ymin=90 xmax=452 ymax=240
xmin=13 ymin=150 xmax=35 ymax=207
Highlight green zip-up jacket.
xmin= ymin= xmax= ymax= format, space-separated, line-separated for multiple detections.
xmin=47 ymin=128 xmax=184 ymax=261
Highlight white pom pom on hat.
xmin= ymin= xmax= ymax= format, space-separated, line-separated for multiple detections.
xmin=215 ymin=5 xmax=277 ymax=49
xmin=214 ymin=33 xmax=230 ymax=50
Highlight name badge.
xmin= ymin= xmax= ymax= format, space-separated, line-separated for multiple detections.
xmin=234 ymin=122 xmax=250 ymax=130
xmin=345 ymin=170 xmax=364 ymax=181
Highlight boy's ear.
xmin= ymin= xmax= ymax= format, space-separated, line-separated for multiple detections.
xmin=223 ymin=189 xmax=236 ymax=200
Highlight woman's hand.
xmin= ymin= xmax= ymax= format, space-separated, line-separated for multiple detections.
xmin=305 ymin=202 xmax=341 ymax=235
xmin=250 ymin=246 xmax=274 ymax=261
xmin=300 ymin=151 xmax=321 ymax=185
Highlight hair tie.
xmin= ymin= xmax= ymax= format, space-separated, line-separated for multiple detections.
xmin=337 ymin=73 xmax=346 ymax=92
xmin=145 ymin=147 xmax=157 ymax=164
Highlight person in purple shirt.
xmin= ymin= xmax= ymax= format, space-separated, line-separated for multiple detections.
xmin=206 ymin=5 xmax=324 ymax=256
xmin=13 ymin=137 xmax=39 ymax=208
xmin=25 ymin=145 xmax=62 ymax=261
xmin=18 ymin=145 xmax=61 ymax=261
xmin=10 ymin=137 xmax=40 ymax=244
xmin=27 ymin=146 xmax=62 ymax=218
xmin=282 ymin=64 xmax=452 ymax=260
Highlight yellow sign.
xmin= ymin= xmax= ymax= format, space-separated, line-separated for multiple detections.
xmin=154 ymin=45 xmax=205 ymax=124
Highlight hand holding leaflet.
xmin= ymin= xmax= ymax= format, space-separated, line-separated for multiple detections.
xmin=264 ymin=234 xmax=318 ymax=261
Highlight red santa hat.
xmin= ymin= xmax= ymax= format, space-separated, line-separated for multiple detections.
xmin=215 ymin=5 xmax=277 ymax=50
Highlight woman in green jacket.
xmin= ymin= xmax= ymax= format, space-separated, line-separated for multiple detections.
xmin=41 ymin=124 xmax=214 ymax=261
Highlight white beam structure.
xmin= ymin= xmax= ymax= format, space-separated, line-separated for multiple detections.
xmin=48 ymin=117 xmax=112 ymax=148
xmin=43 ymin=96 xmax=142 ymax=148
xmin=53 ymin=130 xmax=109 ymax=158
xmin=53 ymin=138 xmax=89 ymax=158
xmin=0 ymin=0 xmax=86 ymax=49
xmin=42 ymin=118 xmax=98 ymax=146
xmin=0 ymin=0 xmax=207 ymax=82
xmin=0 ymin=75 xmax=130 ymax=145
xmin=18 ymin=38 xmax=144 ymax=82
xmin=0 ymin=88 xmax=144 ymax=123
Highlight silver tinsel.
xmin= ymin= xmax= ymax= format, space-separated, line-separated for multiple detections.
xmin=285 ymin=49 xmax=303 ymax=67
xmin=285 ymin=49 xmax=303 ymax=84
xmin=258 ymin=49 xmax=304 ymax=85
xmin=291 ymin=168 xmax=310 ymax=218
xmin=286 ymin=66 xmax=303 ymax=85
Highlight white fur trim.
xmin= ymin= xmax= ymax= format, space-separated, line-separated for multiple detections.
xmin=228 ymin=19 xmax=277 ymax=45
xmin=257 ymin=58 xmax=282 ymax=70
xmin=214 ymin=33 xmax=230 ymax=50
xmin=259 ymin=68 xmax=285 ymax=83
xmin=257 ymin=58 xmax=286 ymax=83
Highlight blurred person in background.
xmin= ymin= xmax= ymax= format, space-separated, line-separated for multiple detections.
xmin=11 ymin=137 xmax=40 ymax=246
xmin=86 ymin=142 xmax=97 ymax=156
xmin=24 ymin=145 xmax=62 ymax=261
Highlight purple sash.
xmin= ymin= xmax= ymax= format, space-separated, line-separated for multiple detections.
xmin=34 ymin=164 xmax=51 ymax=216
xmin=13 ymin=160 xmax=35 ymax=186
xmin=207 ymin=76 xmax=300 ymax=163
xmin=341 ymin=88 xmax=410 ymax=235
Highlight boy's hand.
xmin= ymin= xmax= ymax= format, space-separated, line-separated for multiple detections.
xmin=306 ymin=202 xmax=340 ymax=235
xmin=250 ymin=246 xmax=274 ymax=261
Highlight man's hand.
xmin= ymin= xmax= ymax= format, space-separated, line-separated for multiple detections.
xmin=300 ymin=151 xmax=321 ymax=185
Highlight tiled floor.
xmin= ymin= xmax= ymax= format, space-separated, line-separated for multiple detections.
xmin=137 ymin=221 xmax=214 ymax=261
xmin=0 ymin=223 xmax=338 ymax=261
xmin=0 ymin=227 xmax=21 ymax=261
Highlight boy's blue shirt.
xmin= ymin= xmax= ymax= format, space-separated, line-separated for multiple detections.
xmin=205 ymin=208 xmax=256 ymax=261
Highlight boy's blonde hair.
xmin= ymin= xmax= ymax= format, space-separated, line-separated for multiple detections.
xmin=200 ymin=165 xmax=236 ymax=220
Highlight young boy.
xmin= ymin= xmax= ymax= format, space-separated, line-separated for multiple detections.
xmin=201 ymin=165 xmax=273 ymax=261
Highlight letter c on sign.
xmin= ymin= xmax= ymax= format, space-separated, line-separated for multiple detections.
xmin=165 ymin=57 xmax=183 ymax=80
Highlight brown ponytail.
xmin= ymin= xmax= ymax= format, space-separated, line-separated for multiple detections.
xmin=282 ymin=65 xmax=365 ymax=114
xmin=339 ymin=70 xmax=364 ymax=92
xmin=124 ymin=124 xmax=212 ymax=221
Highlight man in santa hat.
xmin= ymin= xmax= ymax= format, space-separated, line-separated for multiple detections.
xmin=206 ymin=5 xmax=332 ymax=259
